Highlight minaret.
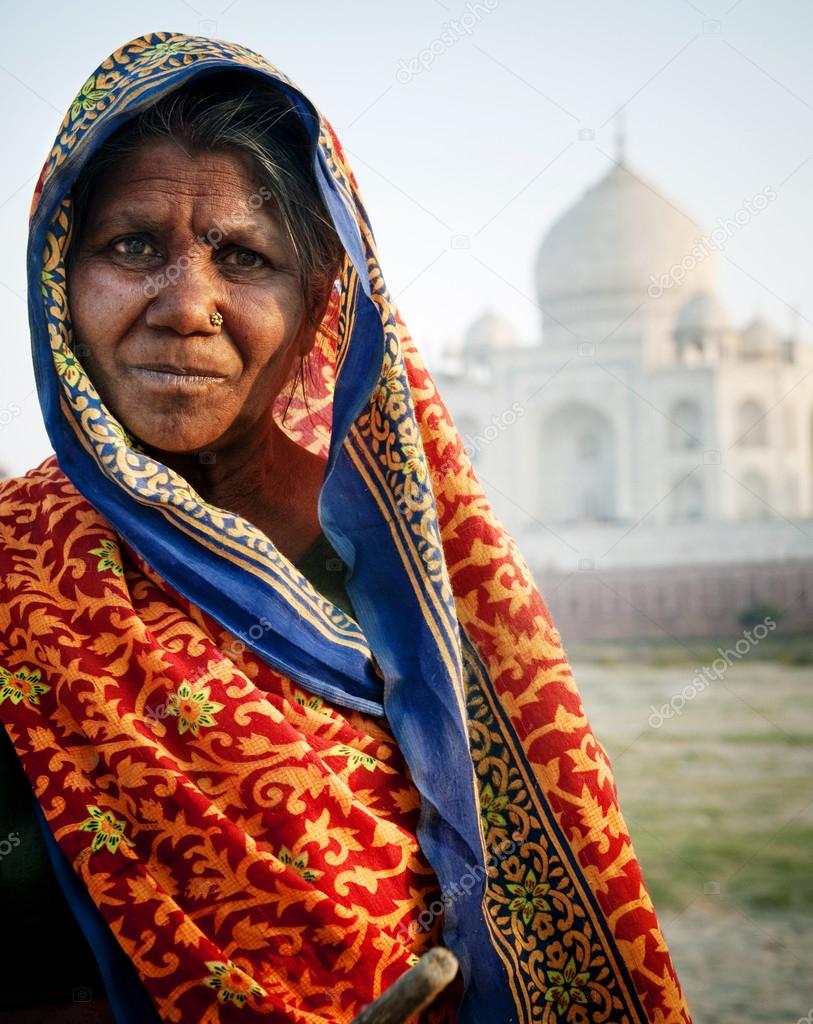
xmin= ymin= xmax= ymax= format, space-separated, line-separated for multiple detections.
xmin=614 ymin=108 xmax=627 ymax=166
xmin=785 ymin=300 xmax=800 ymax=361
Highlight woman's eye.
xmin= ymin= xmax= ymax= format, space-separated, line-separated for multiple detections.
xmin=221 ymin=248 xmax=267 ymax=269
xmin=112 ymin=236 xmax=158 ymax=258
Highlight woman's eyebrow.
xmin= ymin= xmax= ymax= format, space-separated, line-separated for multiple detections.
xmin=88 ymin=208 xmax=283 ymax=244
xmin=87 ymin=209 xmax=168 ymax=235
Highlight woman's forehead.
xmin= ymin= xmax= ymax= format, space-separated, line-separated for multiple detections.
xmin=80 ymin=141 xmax=282 ymax=230
xmin=88 ymin=138 xmax=263 ymax=194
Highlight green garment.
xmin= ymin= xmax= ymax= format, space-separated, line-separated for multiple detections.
xmin=295 ymin=532 xmax=354 ymax=618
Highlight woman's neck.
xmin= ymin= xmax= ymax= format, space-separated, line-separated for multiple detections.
xmin=147 ymin=419 xmax=326 ymax=563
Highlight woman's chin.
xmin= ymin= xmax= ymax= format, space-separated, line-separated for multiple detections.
xmin=125 ymin=418 xmax=233 ymax=458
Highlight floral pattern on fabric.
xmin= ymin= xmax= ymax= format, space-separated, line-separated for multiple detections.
xmin=79 ymin=805 xmax=135 ymax=855
xmin=89 ymin=538 xmax=124 ymax=577
xmin=0 ymin=666 xmax=50 ymax=708
xmin=165 ymin=681 xmax=224 ymax=736
xmin=0 ymin=462 xmax=452 ymax=1022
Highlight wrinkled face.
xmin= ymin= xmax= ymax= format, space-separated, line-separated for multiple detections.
xmin=67 ymin=138 xmax=312 ymax=454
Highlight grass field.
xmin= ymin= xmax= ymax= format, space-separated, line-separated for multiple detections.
xmin=568 ymin=637 xmax=813 ymax=1024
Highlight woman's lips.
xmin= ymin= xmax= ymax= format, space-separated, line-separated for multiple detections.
xmin=129 ymin=365 xmax=229 ymax=392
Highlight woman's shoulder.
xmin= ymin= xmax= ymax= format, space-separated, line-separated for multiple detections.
xmin=0 ymin=456 xmax=101 ymax=571
xmin=0 ymin=454 xmax=69 ymax=503
xmin=0 ymin=455 xmax=89 ymax=530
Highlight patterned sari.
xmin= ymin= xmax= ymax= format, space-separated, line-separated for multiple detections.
xmin=0 ymin=32 xmax=692 ymax=1024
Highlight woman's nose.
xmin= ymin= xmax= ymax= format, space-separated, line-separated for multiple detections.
xmin=144 ymin=252 xmax=222 ymax=336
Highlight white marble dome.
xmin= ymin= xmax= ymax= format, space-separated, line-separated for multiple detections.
xmin=463 ymin=311 xmax=518 ymax=356
xmin=535 ymin=161 xmax=717 ymax=337
xmin=676 ymin=291 xmax=729 ymax=334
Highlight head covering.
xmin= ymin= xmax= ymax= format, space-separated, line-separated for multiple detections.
xmin=9 ymin=30 xmax=691 ymax=1023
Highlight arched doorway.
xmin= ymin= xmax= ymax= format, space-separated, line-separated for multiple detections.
xmin=669 ymin=399 xmax=703 ymax=450
xmin=736 ymin=399 xmax=768 ymax=447
xmin=670 ymin=473 xmax=705 ymax=520
xmin=737 ymin=469 xmax=772 ymax=519
xmin=541 ymin=402 xmax=617 ymax=523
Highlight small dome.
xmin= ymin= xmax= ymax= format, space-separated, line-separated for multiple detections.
xmin=463 ymin=311 xmax=518 ymax=355
xmin=741 ymin=317 xmax=781 ymax=356
xmin=675 ymin=292 xmax=729 ymax=334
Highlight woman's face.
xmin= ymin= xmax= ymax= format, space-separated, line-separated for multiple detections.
xmin=67 ymin=138 xmax=312 ymax=454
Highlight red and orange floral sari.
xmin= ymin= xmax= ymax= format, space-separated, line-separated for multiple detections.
xmin=0 ymin=31 xmax=691 ymax=1024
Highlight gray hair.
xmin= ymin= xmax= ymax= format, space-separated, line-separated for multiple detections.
xmin=70 ymin=71 xmax=344 ymax=324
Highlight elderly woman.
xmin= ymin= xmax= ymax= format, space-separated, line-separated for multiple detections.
xmin=0 ymin=32 xmax=691 ymax=1024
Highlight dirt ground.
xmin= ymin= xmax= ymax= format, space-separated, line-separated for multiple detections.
xmin=568 ymin=650 xmax=813 ymax=1024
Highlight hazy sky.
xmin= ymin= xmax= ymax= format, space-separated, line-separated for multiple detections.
xmin=2 ymin=0 xmax=811 ymax=474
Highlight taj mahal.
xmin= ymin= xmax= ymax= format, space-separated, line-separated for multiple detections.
xmin=436 ymin=154 xmax=813 ymax=600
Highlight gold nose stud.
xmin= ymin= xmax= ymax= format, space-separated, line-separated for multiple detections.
xmin=210 ymin=311 xmax=223 ymax=328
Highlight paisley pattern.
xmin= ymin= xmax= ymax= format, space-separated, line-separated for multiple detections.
xmin=2 ymin=30 xmax=692 ymax=1024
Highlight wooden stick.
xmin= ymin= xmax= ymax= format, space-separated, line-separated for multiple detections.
xmin=351 ymin=948 xmax=459 ymax=1024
